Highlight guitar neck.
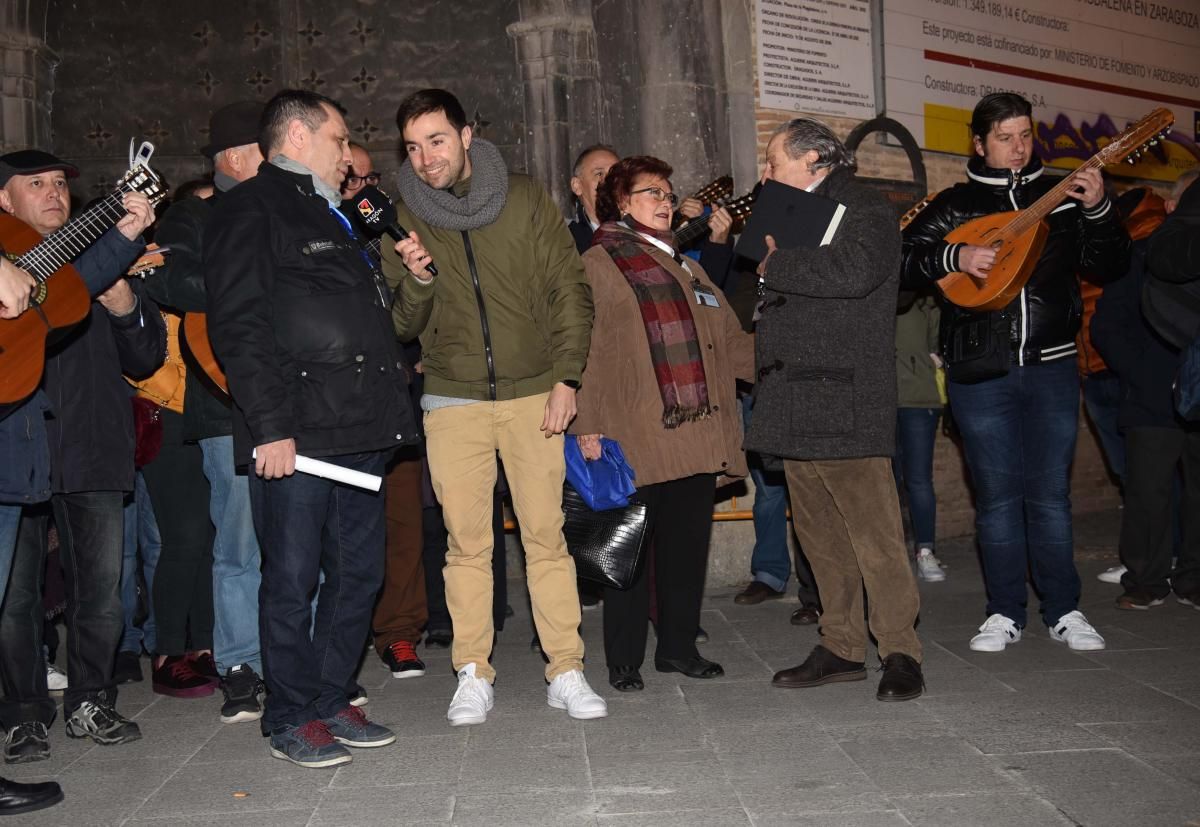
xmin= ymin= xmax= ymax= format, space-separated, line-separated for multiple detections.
xmin=674 ymin=213 xmax=713 ymax=248
xmin=17 ymin=186 xmax=132 ymax=283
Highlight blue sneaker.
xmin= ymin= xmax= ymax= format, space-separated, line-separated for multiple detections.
xmin=269 ymin=721 xmax=352 ymax=768
xmin=322 ymin=706 xmax=396 ymax=748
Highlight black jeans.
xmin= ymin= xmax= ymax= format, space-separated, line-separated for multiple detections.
xmin=250 ymin=451 xmax=388 ymax=732
xmin=1120 ymin=427 xmax=1200 ymax=597
xmin=0 ymin=492 xmax=124 ymax=723
xmin=603 ymin=473 xmax=717 ymax=668
xmin=140 ymin=408 xmax=215 ymax=655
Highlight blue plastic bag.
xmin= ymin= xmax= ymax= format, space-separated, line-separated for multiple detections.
xmin=564 ymin=435 xmax=637 ymax=510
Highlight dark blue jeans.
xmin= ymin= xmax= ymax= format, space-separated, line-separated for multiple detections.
xmin=894 ymin=408 xmax=940 ymax=549
xmin=0 ymin=492 xmax=125 ymax=723
xmin=250 ymin=451 xmax=388 ymax=732
xmin=949 ymin=359 xmax=1082 ymax=628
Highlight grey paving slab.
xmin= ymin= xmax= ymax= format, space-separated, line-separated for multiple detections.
xmin=590 ymin=749 xmax=740 ymax=816
xmin=750 ymin=808 xmax=911 ymax=827
xmin=17 ymin=756 xmax=177 ymax=826
xmin=310 ymin=783 xmax=454 ymax=825
xmin=681 ymin=680 xmax=818 ymax=727
xmin=990 ymin=749 xmax=1200 ymax=827
xmin=891 ymin=792 xmax=1074 ymax=827
xmin=457 ymin=743 xmax=589 ymax=793
xmin=128 ymin=812 xmax=317 ymax=826
xmin=583 ymin=709 xmax=712 ymax=755
xmin=838 ymin=736 xmax=1028 ymax=796
xmin=596 ymin=807 xmax=752 ymax=825
xmin=132 ymin=755 xmax=331 ymax=820
xmin=450 ymin=790 xmax=597 ymax=825
xmin=1082 ymin=719 xmax=1200 ymax=757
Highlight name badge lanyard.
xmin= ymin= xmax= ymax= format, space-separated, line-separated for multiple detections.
xmin=328 ymin=205 xmax=390 ymax=307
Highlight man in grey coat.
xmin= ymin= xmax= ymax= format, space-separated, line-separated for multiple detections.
xmin=746 ymin=118 xmax=924 ymax=701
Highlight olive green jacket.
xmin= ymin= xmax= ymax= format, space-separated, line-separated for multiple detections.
xmin=895 ymin=295 xmax=942 ymax=409
xmin=382 ymin=173 xmax=593 ymax=401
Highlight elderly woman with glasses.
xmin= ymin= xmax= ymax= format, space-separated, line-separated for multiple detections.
xmin=571 ymin=155 xmax=754 ymax=691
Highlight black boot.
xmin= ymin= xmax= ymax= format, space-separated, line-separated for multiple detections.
xmin=772 ymin=645 xmax=865 ymax=688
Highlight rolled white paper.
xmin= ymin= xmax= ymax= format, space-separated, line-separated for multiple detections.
xmin=252 ymin=450 xmax=383 ymax=492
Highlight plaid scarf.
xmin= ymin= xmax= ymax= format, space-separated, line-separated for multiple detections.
xmin=593 ymin=217 xmax=711 ymax=428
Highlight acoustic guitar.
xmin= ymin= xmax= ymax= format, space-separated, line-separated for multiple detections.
xmin=0 ymin=160 xmax=167 ymax=403
xmin=937 ymin=108 xmax=1174 ymax=311
xmin=179 ymin=312 xmax=228 ymax=399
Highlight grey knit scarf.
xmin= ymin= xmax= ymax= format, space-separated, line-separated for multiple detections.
xmin=396 ymin=138 xmax=508 ymax=231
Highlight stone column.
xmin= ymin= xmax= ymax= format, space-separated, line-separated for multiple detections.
xmin=633 ymin=0 xmax=730 ymax=195
xmin=508 ymin=0 xmax=603 ymax=215
xmin=1 ymin=0 xmax=57 ymax=151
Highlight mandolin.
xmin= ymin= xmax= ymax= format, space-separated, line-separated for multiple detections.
xmin=0 ymin=150 xmax=167 ymax=403
xmin=937 ymin=108 xmax=1174 ymax=311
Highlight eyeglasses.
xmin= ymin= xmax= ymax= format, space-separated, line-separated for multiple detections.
xmin=344 ymin=172 xmax=381 ymax=187
xmin=630 ymin=186 xmax=679 ymax=208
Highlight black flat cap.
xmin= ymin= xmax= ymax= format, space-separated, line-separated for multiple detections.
xmin=0 ymin=150 xmax=80 ymax=187
xmin=201 ymin=100 xmax=265 ymax=159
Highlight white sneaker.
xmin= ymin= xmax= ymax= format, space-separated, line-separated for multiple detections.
xmin=46 ymin=664 xmax=68 ymax=692
xmin=447 ymin=663 xmax=494 ymax=727
xmin=547 ymin=670 xmax=608 ymax=720
xmin=1049 ymin=610 xmax=1106 ymax=651
xmin=969 ymin=614 xmax=1022 ymax=652
xmin=1097 ymin=565 xmax=1126 ymax=584
xmin=915 ymin=549 xmax=946 ymax=582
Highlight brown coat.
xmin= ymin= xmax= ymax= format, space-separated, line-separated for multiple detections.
xmin=571 ymin=245 xmax=755 ymax=488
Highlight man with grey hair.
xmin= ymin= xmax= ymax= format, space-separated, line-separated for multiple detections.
xmin=746 ymin=117 xmax=925 ymax=702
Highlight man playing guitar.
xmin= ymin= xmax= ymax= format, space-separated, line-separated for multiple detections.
xmin=0 ymin=149 xmax=161 ymax=769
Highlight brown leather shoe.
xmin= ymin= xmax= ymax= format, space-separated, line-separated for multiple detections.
xmin=772 ymin=645 xmax=866 ymax=688
xmin=876 ymin=653 xmax=924 ymax=702
xmin=734 ymin=581 xmax=785 ymax=605
xmin=790 ymin=603 xmax=821 ymax=625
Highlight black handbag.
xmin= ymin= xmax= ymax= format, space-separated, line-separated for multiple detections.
xmin=561 ymin=483 xmax=648 ymax=590
xmin=944 ymin=311 xmax=1011 ymax=385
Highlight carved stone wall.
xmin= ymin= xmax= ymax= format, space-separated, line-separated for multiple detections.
xmin=46 ymin=1 xmax=524 ymax=202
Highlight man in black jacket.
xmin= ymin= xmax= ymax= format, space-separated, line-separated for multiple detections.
xmin=146 ymin=100 xmax=268 ymax=724
xmin=746 ymin=118 xmax=924 ymax=702
xmin=1093 ymin=170 xmax=1200 ymax=612
xmin=0 ymin=149 xmax=162 ymax=762
xmin=902 ymin=94 xmax=1130 ymax=654
xmin=205 ymin=89 xmax=420 ymax=768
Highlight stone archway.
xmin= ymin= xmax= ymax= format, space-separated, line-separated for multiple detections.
xmin=0 ymin=0 xmax=57 ymax=151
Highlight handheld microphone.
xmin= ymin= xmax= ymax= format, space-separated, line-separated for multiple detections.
xmin=353 ymin=185 xmax=438 ymax=278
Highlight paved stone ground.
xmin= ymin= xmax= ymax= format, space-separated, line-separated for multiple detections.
xmin=8 ymin=506 xmax=1200 ymax=826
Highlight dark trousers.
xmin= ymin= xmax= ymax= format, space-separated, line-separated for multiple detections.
xmin=949 ymin=359 xmax=1081 ymax=628
xmin=1120 ymin=427 xmax=1200 ymax=597
xmin=603 ymin=473 xmax=716 ymax=668
xmin=140 ymin=409 xmax=215 ymax=655
xmin=784 ymin=457 xmax=922 ymax=663
xmin=373 ymin=453 xmax=427 ymax=652
xmin=1082 ymin=371 xmax=1126 ymax=484
xmin=250 ymin=451 xmax=387 ymax=732
xmin=0 ymin=492 xmax=124 ymax=723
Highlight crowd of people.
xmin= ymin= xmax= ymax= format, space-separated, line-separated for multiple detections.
xmin=0 ymin=87 xmax=1196 ymax=815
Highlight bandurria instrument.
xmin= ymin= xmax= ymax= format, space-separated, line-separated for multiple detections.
xmin=936 ymin=108 xmax=1174 ymax=311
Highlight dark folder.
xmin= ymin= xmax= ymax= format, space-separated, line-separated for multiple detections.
xmin=734 ymin=178 xmax=846 ymax=262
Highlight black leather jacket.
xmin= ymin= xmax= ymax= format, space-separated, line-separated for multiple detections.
xmin=902 ymin=156 xmax=1130 ymax=366
xmin=204 ymin=162 xmax=420 ymax=465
